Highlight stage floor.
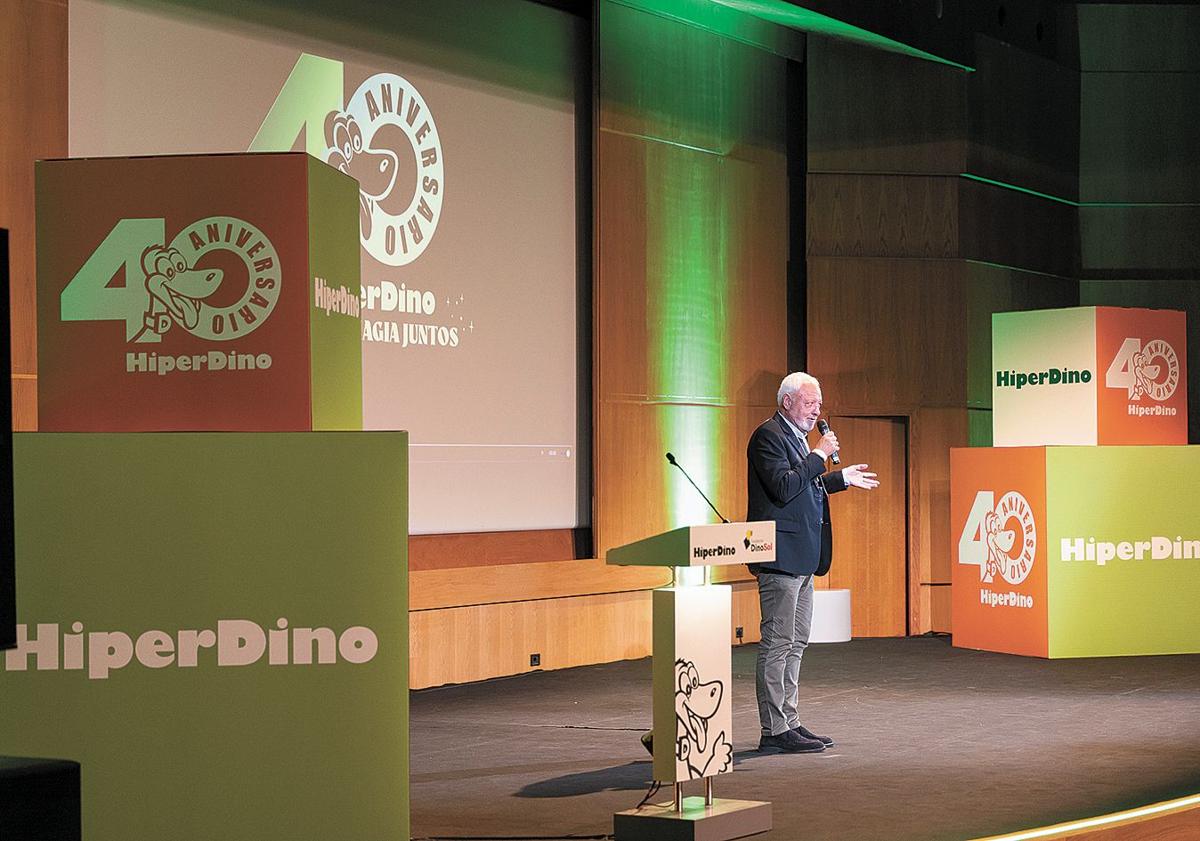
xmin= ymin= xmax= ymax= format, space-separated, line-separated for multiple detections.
xmin=410 ymin=636 xmax=1200 ymax=841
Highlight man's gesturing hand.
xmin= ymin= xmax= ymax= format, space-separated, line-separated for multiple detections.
xmin=842 ymin=464 xmax=879 ymax=490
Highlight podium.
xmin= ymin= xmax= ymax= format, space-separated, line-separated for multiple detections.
xmin=609 ymin=522 xmax=775 ymax=841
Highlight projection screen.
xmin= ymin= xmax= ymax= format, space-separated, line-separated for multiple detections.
xmin=68 ymin=0 xmax=583 ymax=534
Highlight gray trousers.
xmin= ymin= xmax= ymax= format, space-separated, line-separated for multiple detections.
xmin=754 ymin=571 xmax=814 ymax=737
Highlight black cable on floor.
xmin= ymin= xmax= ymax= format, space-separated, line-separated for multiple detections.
xmin=633 ymin=779 xmax=661 ymax=810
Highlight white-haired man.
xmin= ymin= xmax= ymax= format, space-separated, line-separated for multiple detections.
xmin=747 ymin=372 xmax=878 ymax=753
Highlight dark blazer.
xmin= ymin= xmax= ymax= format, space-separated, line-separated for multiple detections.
xmin=746 ymin=412 xmax=847 ymax=576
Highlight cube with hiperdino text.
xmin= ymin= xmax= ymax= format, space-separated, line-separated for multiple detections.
xmin=36 ymin=152 xmax=362 ymax=431
xmin=951 ymin=444 xmax=1200 ymax=658
xmin=991 ymin=306 xmax=1187 ymax=446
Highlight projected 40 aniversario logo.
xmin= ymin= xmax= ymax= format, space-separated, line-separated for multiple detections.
xmin=252 ymin=54 xmax=444 ymax=268
xmin=325 ymin=74 xmax=444 ymax=267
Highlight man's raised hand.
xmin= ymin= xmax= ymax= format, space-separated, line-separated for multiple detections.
xmin=843 ymin=464 xmax=879 ymax=490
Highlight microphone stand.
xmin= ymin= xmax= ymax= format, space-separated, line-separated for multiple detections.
xmin=665 ymin=453 xmax=729 ymax=523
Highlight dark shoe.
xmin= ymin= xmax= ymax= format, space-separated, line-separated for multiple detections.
xmin=640 ymin=732 xmax=654 ymax=756
xmin=792 ymin=724 xmax=834 ymax=747
xmin=758 ymin=730 xmax=825 ymax=754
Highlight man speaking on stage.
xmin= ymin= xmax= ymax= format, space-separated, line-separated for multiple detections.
xmin=747 ymin=371 xmax=879 ymax=754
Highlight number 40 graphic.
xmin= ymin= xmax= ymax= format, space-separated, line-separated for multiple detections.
xmin=1105 ymin=337 xmax=1179 ymax=402
xmin=60 ymin=219 xmax=166 ymax=342
xmin=957 ymin=490 xmax=994 ymax=576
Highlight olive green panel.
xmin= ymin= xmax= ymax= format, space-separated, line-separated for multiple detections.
xmin=1046 ymin=446 xmax=1200 ymax=658
xmin=306 ymin=157 xmax=363 ymax=431
xmin=2 ymin=432 xmax=409 ymax=841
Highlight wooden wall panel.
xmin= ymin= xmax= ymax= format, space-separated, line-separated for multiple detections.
xmin=729 ymin=579 xmax=761 ymax=645
xmin=1 ymin=0 xmax=68 ymax=428
xmin=806 ymin=26 xmax=972 ymax=639
xmin=411 ymin=577 xmax=769 ymax=689
xmin=595 ymin=1 xmax=788 ymax=562
xmin=599 ymin=3 xmax=729 ymax=154
xmin=806 ymin=173 xmax=958 ymax=260
xmin=806 ymin=257 xmax=968 ymax=413
xmin=410 ymin=558 xmax=668 ymax=612
xmin=822 ymin=415 xmax=907 ymax=637
xmin=593 ymin=132 xmax=649 ymax=403
xmin=968 ymin=33 xmax=1080 ymax=201
xmin=806 ymin=36 xmax=966 ymax=175
xmin=930 ymin=584 xmax=951 ymax=634
xmin=1080 ymin=206 xmax=1200 ymax=276
xmin=11 ymin=377 xmax=37 ymax=432
xmin=596 ymin=401 xmax=783 ymax=553
xmin=409 ymin=590 xmax=653 ymax=689
xmin=1081 ymin=70 xmax=1200 ymax=203
xmin=959 ymin=178 xmax=1079 ymax=279
xmin=410 ymin=529 xmax=578 ymax=571
xmin=723 ymin=153 xmax=789 ymax=401
xmin=909 ymin=406 xmax=968 ymax=634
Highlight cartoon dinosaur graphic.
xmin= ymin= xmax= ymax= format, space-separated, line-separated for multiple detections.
xmin=137 ymin=245 xmax=223 ymax=339
xmin=324 ymin=111 xmax=398 ymax=240
xmin=982 ymin=510 xmax=1016 ymax=584
xmin=1130 ymin=349 xmax=1161 ymax=401
xmin=674 ymin=659 xmax=732 ymax=779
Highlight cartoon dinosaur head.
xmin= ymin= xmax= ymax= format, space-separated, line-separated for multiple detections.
xmin=982 ymin=510 xmax=1016 ymax=582
xmin=141 ymin=245 xmax=223 ymax=333
xmin=674 ymin=659 xmax=723 ymax=754
xmin=325 ymin=111 xmax=399 ymax=239
xmin=1132 ymin=350 xmax=1160 ymax=391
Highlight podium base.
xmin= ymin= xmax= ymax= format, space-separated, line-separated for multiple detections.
xmin=614 ymin=796 xmax=771 ymax=841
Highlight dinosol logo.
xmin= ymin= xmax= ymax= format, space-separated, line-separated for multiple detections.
xmin=324 ymin=72 xmax=444 ymax=266
xmin=1106 ymin=337 xmax=1181 ymax=414
xmin=743 ymin=529 xmax=773 ymax=553
xmin=958 ymin=489 xmax=1037 ymax=588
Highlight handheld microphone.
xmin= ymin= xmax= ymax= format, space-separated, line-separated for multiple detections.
xmin=815 ymin=419 xmax=841 ymax=465
xmin=665 ymin=452 xmax=729 ymax=523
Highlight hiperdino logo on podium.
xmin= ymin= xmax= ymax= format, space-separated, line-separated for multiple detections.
xmin=958 ymin=490 xmax=1038 ymax=590
xmin=693 ymin=545 xmax=737 ymax=561
xmin=1106 ymin=337 xmax=1181 ymax=414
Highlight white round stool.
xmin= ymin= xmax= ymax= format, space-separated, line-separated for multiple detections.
xmin=811 ymin=588 xmax=852 ymax=643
